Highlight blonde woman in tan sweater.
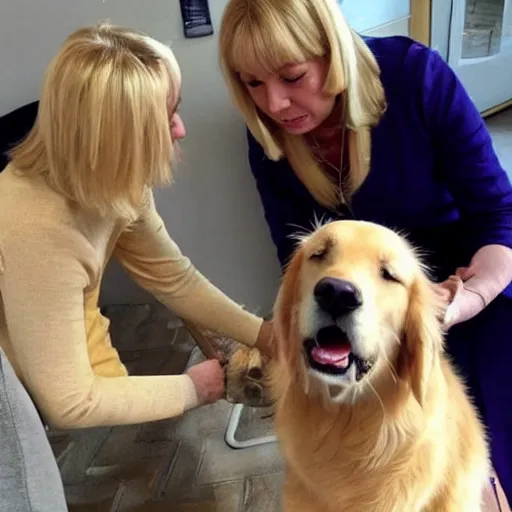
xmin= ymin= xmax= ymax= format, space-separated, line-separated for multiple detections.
xmin=0 ymin=22 xmax=272 ymax=432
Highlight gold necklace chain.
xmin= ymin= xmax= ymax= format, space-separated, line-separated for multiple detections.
xmin=308 ymin=94 xmax=349 ymax=205
xmin=310 ymin=123 xmax=348 ymax=205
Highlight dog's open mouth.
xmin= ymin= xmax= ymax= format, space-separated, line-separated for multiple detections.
xmin=304 ymin=326 xmax=374 ymax=380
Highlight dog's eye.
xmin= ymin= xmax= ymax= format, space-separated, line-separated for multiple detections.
xmin=380 ymin=265 xmax=400 ymax=283
xmin=308 ymin=237 xmax=334 ymax=261
xmin=310 ymin=247 xmax=327 ymax=261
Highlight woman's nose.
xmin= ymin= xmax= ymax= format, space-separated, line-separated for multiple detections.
xmin=266 ymin=85 xmax=291 ymax=115
xmin=171 ymin=113 xmax=186 ymax=140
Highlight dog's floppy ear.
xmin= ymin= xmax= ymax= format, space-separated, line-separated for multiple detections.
xmin=401 ymin=274 xmax=444 ymax=407
xmin=273 ymin=249 xmax=304 ymax=368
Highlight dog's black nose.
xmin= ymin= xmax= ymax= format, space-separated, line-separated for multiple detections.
xmin=314 ymin=277 xmax=362 ymax=318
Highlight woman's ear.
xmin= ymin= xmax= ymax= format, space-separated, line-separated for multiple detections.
xmin=401 ymin=275 xmax=444 ymax=407
xmin=273 ymin=249 xmax=304 ymax=368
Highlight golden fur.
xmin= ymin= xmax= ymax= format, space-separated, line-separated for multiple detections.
xmin=271 ymin=219 xmax=489 ymax=511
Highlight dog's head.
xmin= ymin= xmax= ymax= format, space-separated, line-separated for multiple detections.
xmin=273 ymin=220 xmax=445 ymax=407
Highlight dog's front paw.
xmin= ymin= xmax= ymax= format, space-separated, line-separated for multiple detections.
xmin=225 ymin=345 xmax=274 ymax=407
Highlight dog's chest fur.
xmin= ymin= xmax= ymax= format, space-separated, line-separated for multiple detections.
xmin=274 ymin=381 xmax=459 ymax=511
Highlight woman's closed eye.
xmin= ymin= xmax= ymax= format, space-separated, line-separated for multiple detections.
xmin=242 ymin=70 xmax=307 ymax=88
xmin=246 ymin=79 xmax=263 ymax=88
xmin=282 ymin=71 xmax=306 ymax=84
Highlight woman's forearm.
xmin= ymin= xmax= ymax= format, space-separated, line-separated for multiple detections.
xmin=461 ymin=244 xmax=512 ymax=305
xmin=115 ymin=194 xmax=265 ymax=348
xmin=441 ymin=244 xmax=512 ymax=328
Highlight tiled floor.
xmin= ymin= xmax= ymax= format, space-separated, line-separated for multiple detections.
xmin=49 ymin=107 xmax=512 ymax=512
xmin=50 ymin=303 xmax=283 ymax=512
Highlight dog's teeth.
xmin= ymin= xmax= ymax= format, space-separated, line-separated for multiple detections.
xmin=334 ymin=357 xmax=350 ymax=369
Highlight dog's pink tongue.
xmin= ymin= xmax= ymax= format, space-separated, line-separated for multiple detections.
xmin=311 ymin=343 xmax=351 ymax=367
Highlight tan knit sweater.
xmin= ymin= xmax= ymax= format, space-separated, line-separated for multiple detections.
xmin=0 ymin=164 xmax=263 ymax=429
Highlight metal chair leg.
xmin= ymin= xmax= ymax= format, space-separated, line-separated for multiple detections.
xmin=224 ymin=403 xmax=277 ymax=449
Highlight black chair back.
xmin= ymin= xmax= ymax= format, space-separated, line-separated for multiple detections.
xmin=0 ymin=101 xmax=39 ymax=172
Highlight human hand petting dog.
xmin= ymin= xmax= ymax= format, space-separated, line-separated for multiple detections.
xmin=436 ymin=267 xmax=487 ymax=330
xmin=438 ymin=244 xmax=512 ymax=329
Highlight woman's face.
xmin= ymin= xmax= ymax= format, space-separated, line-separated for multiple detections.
xmin=239 ymin=58 xmax=336 ymax=135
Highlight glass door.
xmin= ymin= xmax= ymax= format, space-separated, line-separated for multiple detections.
xmin=448 ymin=0 xmax=512 ymax=112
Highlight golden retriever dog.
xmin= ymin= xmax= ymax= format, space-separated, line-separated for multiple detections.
xmin=271 ymin=219 xmax=490 ymax=512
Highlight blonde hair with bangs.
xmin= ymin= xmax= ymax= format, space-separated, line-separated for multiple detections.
xmin=219 ymin=0 xmax=386 ymax=208
xmin=9 ymin=22 xmax=180 ymax=220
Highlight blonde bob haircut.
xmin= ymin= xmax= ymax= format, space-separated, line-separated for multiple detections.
xmin=219 ymin=0 xmax=386 ymax=209
xmin=9 ymin=22 xmax=180 ymax=220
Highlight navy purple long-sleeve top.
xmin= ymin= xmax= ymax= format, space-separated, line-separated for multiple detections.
xmin=247 ymin=36 xmax=512 ymax=297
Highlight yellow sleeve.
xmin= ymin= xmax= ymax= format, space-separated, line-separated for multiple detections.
xmin=114 ymin=191 xmax=264 ymax=346
xmin=0 ymin=224 xmax=199 ymax=430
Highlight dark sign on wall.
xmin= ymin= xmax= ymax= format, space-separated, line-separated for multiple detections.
xmin=179 ymin=0 xmax=214 ymax=38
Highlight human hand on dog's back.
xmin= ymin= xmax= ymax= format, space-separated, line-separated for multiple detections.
xmin=186 ymin=359 xmax=226 ymax=406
